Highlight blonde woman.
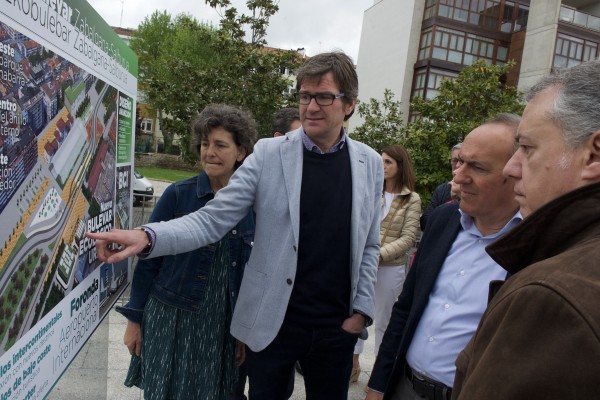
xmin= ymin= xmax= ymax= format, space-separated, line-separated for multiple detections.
xmin=352 ymin=144 xmax=421 ymax=382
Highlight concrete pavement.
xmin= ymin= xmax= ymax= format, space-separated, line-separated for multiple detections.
xmin=49 ymin=288 xmax=377 ymax=399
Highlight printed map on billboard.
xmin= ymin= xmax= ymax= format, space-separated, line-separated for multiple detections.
xmin=0 ymin=0 xmax=137 ymax=398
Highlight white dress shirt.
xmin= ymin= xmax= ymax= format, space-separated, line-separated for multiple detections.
xmin=405 ymin=210 xmax=522 ymax=386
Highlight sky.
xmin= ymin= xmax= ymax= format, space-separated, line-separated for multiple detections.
xmin=87 ymin=0 xmax=375 ymax=61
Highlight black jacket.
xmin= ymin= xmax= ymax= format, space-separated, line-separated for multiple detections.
xmin=369 ymin=202 xmax=461 ymax=396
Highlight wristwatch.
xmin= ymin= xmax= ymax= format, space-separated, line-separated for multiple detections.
xmin=135 ymin=226 xmax=153 ymax=252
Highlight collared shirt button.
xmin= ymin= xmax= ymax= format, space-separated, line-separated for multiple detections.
xmin=444 ymin=303 xmax=450 ymax=310
xmin=459 ymin=270 xmax=466 ymax=276
xmin=428 ymin=336 xmax=434 ymax=342
xmin=232 ymin=229 xmax=237 ymax=235
xmin=232 ymin=261 xmax=237 ymax=267
xmin=286 ymin=278 xmax=293 ymax=285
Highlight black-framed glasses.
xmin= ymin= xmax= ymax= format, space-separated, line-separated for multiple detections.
xmin=295 ymin=92 xmax=345 ymax=106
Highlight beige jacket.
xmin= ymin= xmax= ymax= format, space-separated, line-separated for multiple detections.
xmin=379 ymin=187 xmax=421 ymax=266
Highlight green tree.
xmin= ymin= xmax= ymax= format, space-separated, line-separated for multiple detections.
xmin=402 ymin=60 xmax=525 ymax=204
xmin=199 ymin=0 xmax=301 ymax=143
xmin=130 ymin=12 xmax=218 ymax=155
xmin=132 ymin=2 xmax=301 ymax=162
xmin=350 ymin=88 xmax=404 ymax=152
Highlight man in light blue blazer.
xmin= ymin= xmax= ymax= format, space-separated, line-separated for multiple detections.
xmin=88 ymin=52 xmax=383 ymax=399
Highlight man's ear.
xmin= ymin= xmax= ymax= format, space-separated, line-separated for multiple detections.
xmin=345 ymin=98 xmax=357 ymax=117
xmin=582 ymin=130 xmax=600 ymax=181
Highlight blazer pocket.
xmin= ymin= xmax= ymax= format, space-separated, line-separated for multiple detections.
xmin=234 ymin=266 xmax=268 ymax=329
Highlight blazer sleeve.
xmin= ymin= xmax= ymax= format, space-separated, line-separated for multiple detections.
xmin=144 ymin=140 xmax=264 ymax=258
xmin=352 ymin=148 xmax=384 ymax=321
xmin=380 ymin=192 xmax=422 ymax=263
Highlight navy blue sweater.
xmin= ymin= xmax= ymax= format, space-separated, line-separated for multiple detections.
xmin=285 ymin=145 xmax=352 ymax=328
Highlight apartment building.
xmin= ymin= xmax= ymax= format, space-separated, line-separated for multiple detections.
xmin=350 ymin=0 xmax=600 ymax=129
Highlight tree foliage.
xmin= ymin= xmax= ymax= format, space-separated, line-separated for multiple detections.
xmin=351 ymin=60 xmax=525 ymax=206
xmin=131 ymin=1 xmax=301 ymax=162
xmin=404 ymin=60 xmax=524 ymax=204
xmin=130 ymin=12 xmax=218 ymax=155
xmin=350 ymin=89 xmax=404 ymax=153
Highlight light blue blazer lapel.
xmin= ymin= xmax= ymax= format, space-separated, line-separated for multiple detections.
xmin=280 ymin=131 xmax=303 ymax=246
xmin=348 ymin=138 xmax=368 ymax=266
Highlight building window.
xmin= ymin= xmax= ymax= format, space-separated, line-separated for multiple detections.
xmin=141 ymin=119 xmax=153 ymax=133
xmin=426 ymin=0 xmax=529 ymax=33
xmin=426 ymin=69 xmax=458 ymax=99
xmin=424 ymin=0 xmax=437 ymax=20
xmin=554 ymin=33 xmax=599 ymax=69
xmin=411 ymin=68 xmax=458 ymax=101
xmin=439 ymin=0 xmax=470 ymax=23
xmin=413 ymin=70 xmax=427 ymax=99
xmin=560 ymin=5 xmax=600 ymax=32
xmin=514 ymin=3 xmax=529 ymax=31
xmin=410 ymin=67 xmax=458 ymax=120
xmin=425 ymin=26 xmax=505 ymax=65
xmin=418 ymin=29 xmax=433 ymax=61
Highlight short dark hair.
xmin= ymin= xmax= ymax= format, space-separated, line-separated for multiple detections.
xmin=295 ymin=51 xmax=358 ymax=120
xmin=190 ymin=104 xmax=258 ymax=169
xmin=271 ymin=108 xmax=300 ymax=134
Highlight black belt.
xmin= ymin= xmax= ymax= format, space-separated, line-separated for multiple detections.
xmin=406 ymin=365 xmax=452 ymax=400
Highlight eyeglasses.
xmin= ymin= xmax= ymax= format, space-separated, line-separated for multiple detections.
xmin=295 ymin=92 xmax=345 ymax=106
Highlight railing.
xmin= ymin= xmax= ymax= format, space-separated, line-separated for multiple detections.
xmin=131 ymin=194 xmax=159 ymax=228
xmin=559 ymin=5 xmax=600 ymax=32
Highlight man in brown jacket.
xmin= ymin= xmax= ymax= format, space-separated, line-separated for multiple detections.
xmin=452 ymin=60 xmax=600 ymax=399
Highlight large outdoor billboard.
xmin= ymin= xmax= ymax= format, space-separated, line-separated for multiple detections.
xmin=0 ymin=0 xmax=137 ymax=399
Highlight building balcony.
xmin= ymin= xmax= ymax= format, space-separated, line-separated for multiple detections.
xmin=559 ymin=5 xmax=600 ymax=32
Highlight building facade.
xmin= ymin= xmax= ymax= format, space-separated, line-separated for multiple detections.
xmin=350 ymin=0 xmax=600 ymax=129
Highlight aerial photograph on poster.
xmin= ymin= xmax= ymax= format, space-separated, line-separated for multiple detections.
xmin=0 ymin=0 xmax=137 ymax=396
xmin=0 ymin=20 xmax=122 ymax=353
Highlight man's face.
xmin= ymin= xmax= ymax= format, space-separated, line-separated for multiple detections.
xmin=299 ymin=71 xmax=355 ymax=141
xmin=503 ymin=88 xmax=585 ymax=216
xmin=453 ymin=123 xmax=517 ymax=222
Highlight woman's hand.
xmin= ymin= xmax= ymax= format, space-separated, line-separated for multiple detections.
xmin=124 ymin=321 xmax=142 ymax=356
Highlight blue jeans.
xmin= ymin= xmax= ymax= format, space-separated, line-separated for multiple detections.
xmin=246 ymin=320 xmax=358 ymax=400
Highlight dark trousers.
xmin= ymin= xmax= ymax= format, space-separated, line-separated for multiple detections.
xmin=230 ymin=360 xmax=294 ymax=400
xmin=246 ymin=320 xmax=358 ymax=400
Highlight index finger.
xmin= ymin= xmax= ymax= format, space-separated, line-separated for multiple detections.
xmin=85 ymin=230 xmax=116 ymax=241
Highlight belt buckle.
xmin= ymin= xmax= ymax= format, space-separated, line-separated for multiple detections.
xmin=410 ymin=369 xmax=436 ymax=399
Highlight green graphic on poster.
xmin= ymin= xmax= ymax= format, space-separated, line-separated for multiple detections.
xmin=117 ymin=94 xmax=133 ymax=164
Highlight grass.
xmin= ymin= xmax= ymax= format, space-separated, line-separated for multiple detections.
xmin=137 ymin=167 xmax=197 ymax=183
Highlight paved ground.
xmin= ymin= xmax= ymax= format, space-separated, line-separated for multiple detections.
xmin=49 ymin=291 xmax=376 ymax=400
xmin=48 ymin=179 xmax=377 ymax=399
